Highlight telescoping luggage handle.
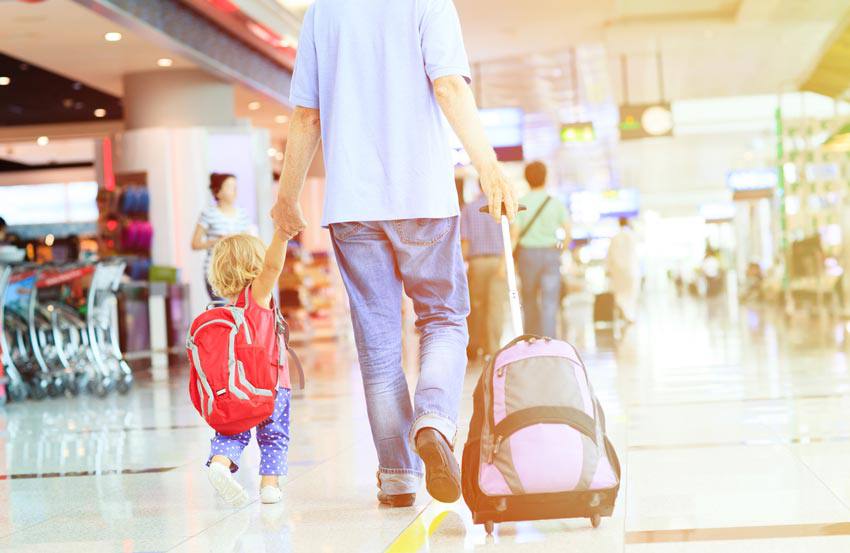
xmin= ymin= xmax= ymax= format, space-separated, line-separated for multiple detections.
xmin=480 ymin=204 xmax=527 ymax=338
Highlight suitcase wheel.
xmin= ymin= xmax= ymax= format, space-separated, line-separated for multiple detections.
xmin=484 ymin=521 xmax=495 ymax=535
xmin=590 ymin=513 xmax=601 ymax=528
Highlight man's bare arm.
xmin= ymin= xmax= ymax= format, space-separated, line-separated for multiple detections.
xmin=271 ymin=106 xmax=322 ymax=238
xmin=434 ymin=75 xmax=518 ymax=222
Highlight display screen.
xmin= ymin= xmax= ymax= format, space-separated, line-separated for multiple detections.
xmin=569 ymin=189 xmax=640 ymax=223
xmin=450 ymin=107 xmax=524 ymax=164
xmin=0 ymin=181 xmax=98 ymax=225
xmin=726 ymin=169 xmax=777 ymax=191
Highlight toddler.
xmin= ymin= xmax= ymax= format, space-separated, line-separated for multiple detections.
xmin=204 ymin=231 xmax=291 ymax=506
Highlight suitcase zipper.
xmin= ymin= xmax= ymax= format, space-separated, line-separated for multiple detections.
xmin=487 ymin=435 xmax=504 ymax=464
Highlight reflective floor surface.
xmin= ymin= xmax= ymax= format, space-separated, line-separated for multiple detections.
xmin=2 ymin=287 xmax=850 ymax=552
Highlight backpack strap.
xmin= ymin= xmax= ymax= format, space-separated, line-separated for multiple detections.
xmin=272 ymin=297 xmax=305 ymax=390
xmin=235 ymin=286 xmax=251 ymax=308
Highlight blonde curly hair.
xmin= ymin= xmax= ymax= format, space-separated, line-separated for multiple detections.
xmin=207 ymin=234 xmax=266 ymax=299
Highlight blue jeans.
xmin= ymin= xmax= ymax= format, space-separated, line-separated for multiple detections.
xmin=518 ymin=247 xmax=561 ymax=337
xmin=207 ymin=388 xmax=291 ymax=476
xmin=330 ymin=217 xmax=470 ymax=495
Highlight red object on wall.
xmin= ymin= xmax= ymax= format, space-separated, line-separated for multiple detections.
xmin=102 ymin=137 xmax=115 ymax=191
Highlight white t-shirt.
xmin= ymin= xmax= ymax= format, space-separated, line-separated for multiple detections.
xmin=290 ymin=0 xmax=471 ymax=226
xmin=198 ymin=205 xmax=251 ymax=273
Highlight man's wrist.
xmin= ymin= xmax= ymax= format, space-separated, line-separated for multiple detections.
xmin=475 ymin=155 xmax=500 ymax=175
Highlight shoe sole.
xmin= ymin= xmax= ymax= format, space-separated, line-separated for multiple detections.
xmin=260 ymin=488 xmax=283 ymax=504
xmin=378 ymin=493 xmax=416 ymax=508
xmin=417 ymin=433 xmax=461 ymax=503
xmin=208 ymin=467 xmax=249 ymax=507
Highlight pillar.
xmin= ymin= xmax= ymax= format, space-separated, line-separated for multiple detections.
xmin=114 ymin=69 xmax=272 ymax=321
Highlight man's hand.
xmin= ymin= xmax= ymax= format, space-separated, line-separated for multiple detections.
xmin=271 ymin=196 xmax=307 ymax=240
xmin=479 ymin=161 xmax=518 ymax=223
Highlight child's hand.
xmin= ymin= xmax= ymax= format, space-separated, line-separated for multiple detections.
xmin=271 ymin=197 xmax=307 ymax=239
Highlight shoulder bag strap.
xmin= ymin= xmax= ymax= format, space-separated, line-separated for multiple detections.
xmin=513 ymin=195 xmax=553 ymax=256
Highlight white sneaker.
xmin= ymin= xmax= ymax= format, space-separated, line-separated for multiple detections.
xmin=260 ymin=485 xmax=283 ymax=504
xmin=208 ymin=463 xmax=249 ymax=507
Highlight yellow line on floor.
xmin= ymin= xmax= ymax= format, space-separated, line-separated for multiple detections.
xmin=385 ymin=502 xmax=459 ymax=553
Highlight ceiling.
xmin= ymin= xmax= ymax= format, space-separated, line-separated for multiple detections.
xmin=254 ymin=0 xmax=850 ymax=115
xmin=0 ymin=52 xmax=123 ymax=127
xmin=0 ymin=137 xmax=95 ymax=166
xmin=459 ymin=0 xmax=850 ymax=106
xmin=0 ymin=0 xmax=196 ymax=96
xmin=0 ymin=0 xmax=291 ymax=142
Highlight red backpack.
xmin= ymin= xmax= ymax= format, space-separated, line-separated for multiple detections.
xmin=187 ymin=289 xmax=303 ymax=435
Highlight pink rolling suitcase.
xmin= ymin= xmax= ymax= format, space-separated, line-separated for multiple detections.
xmin=461 ymin=206 xmax=621 ymax=534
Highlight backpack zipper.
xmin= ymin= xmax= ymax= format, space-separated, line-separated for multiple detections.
xmin=487 ymin=435 xmax=504 ymax=464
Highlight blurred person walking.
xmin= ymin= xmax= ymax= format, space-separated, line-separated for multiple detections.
xmin=513 ymin=161 xmax=570 ymax=337
xmin=192 ymin=173 xmax=252 ymax=301
xmin=270 ymin=0 xmax=517 ymax=507
xmin=461 ymin=183 xmax=507 ymax=360
xmin=606 ymin=217 xmax=640 ymax=323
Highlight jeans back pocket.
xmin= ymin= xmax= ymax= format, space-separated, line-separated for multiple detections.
xmin=392 ymin=218 xmax=452 ymax=246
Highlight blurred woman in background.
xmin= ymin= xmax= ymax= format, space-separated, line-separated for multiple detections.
xmin=192 ymin=173 xmax=251 ymax=301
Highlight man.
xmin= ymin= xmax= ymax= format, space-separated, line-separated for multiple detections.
xmin=606 ymin=217 xmax=640 ymax=323
xmin=461 ymin=183 xmax=506 ymax=360
xmin=270 ymin=0 xmax=517 ymax=507
xmin=513 ymin=161 xmax=570 ymax=337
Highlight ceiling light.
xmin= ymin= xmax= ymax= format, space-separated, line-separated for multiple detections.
xmin=0 ymin=76 xmax=10 ymax=86
xmin=94 ymin=108 xmax=106 ymax=118
xmin=104 ymin=32 xmax=122 ymax=42
xmin=37 ymin=136 xmax=49 ymax=146
xmin=275 ymin=115 xmax=289 ymax=124
xmin=248 ymin=101 xmax=261 ymax=111
xmin=157 ymin=58 xmax=173 ymax=67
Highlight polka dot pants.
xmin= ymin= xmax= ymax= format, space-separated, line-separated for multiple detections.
xmin=207 ymin=387 xmax=291 ymax=476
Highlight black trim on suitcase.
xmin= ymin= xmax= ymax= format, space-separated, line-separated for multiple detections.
xmin=492 ymin=406 xmax=598 ymax=445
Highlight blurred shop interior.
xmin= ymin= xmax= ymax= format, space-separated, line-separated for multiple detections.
xmin=3 ymin=0 xmax=850 ymax=400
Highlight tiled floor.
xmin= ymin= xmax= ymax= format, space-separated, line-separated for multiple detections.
xmin=2 ymin=287 xmax=850 ymax=552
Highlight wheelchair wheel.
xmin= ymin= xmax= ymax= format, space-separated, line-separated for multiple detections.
xmin=93 ymin=376 xmax=113 ymax=398
xmin=47 ymin=375 xmax=65 ymax=398
xmin=29 ymin=378 xmax=49 ymax=400
xmin=117 ymin=373 xmax=133 ymax=395
xmin=64 ymin=372 xmax=80 ymax=397
xmin=8 ymin=381 xmax=28 ymax=402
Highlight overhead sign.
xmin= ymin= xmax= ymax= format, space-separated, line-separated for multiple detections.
xmin=560 ymin=122 xmax=596 ymax=143
xmin=727 ymin=168 xmax=777 ymax=201
xmin=619 ymin=103 xmax=674 ymax=140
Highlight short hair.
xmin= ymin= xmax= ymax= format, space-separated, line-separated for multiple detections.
xmin=209 ymin=173 xmax=235 ymax=202
xmin=0 ymin=216 xmax=6 ymax=229
xmin=525 ymin=161 xmax=547 ymax=189
xmin=208 ymin=234 xmax=266 ymax=299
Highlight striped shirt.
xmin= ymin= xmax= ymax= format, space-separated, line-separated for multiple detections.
xmin=198 ymin=205 xmax=251 ymax=274
xmin=461 ymin=195 xmax=504 ymax=257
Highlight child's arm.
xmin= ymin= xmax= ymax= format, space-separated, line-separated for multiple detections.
xmin=251 ymin=230 xmax=289 ymax=307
